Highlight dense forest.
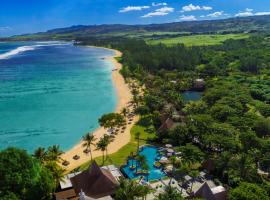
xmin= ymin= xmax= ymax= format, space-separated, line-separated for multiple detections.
xmin=77 ymin=34 xmax=270 ymax=198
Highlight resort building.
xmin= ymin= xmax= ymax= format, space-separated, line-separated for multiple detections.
xmin=192 ymin=182 xmax=227 ymax=200
xmin=55 ymin=161 xmax=121 ymax=200
xmin=193 ymin=78 xmax=205 ymax=91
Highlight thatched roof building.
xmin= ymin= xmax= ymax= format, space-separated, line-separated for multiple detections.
xmin=192 ymin=182 xmax=227 ymax=200
xmin=71 ymin=161 xmax=118 ymax=199
xmin=55 ymin=161 xmax=119 ymax=200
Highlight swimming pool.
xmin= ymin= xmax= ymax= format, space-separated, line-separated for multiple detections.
xmin=122 ymin=146 xmax=166 ymax=181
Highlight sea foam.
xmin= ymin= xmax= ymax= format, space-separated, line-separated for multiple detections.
xmin=0 ymin=42 xmax=70 ymax=60
xmin=0 ymin=46 xmax=36 ymax=60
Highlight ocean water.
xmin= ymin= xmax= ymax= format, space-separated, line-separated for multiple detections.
xmin=0 ymin=41 xmax=117 ymax=152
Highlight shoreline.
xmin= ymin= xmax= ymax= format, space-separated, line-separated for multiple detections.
xmin=61 ymin=47 xmax=138 ymax=172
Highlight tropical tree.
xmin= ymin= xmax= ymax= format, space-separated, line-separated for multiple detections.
xmin=33 ymin=147 xmax=47 ymax=163
xmin=130 ymin=152 xmax=135 ymax=168
xmin=135 ymin=155 xmax=146 ymax=173
xmin=82 ymin=133 xmax=96 ymax=161
xmin=96 ymin=135 xmax=111 ymax=164
xmin=47 ymin=145 xmax=63 ymax=162
xmin=135 ymin=132 xmax=141 ymax=153
xmin=45 ymin=161 xmax=66 ymax=185
xmin=121 ymin=107 xmax=129 ymax=118
xmin=189 ymin=170 xmax=199 ymax=192
xmin=115 ymin=178 xmax=151 ymax=200
xmin=229 ymin=182 xmax=269 ymax=200
xmin=155 ymin=186 xmax=184 ymax=200
xmin=0 ymin=148 xmax=55 ymax=200
xmin=98 ymin=113 xmax=126 ymax=130
xmin=179 ymin=143 xmax=205 ymax=167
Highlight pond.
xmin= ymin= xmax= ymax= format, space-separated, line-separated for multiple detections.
xmin=182 ymin=91 xmax=202 ymax=102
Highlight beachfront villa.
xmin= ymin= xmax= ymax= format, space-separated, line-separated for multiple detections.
xmin=55 ymin=161 xmax=122 ymax=200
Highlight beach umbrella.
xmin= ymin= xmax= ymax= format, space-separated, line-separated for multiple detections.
xmin=159 ymin=157 xmax=169 ymax=164
xmin=167 ymin=153 xmax=173 ymax=157
xmin=167 ymin=148 xmax=174 ymax=153
xmin=165 ymin=165 xmax=173 ymax=171
xmin=107 ymin=128 xmax=114 ymax=134
xmin=165 ymin=144 xmax=173 ymax=148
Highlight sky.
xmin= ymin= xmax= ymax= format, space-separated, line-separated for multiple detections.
xmin=0 ymin=0 xmax=270 ymax=36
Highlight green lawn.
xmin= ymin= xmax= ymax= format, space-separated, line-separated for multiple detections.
xmin=78 ymin=117 xmax=156 ymax=170
xmin=147 ymin=34 xmax=249 ymax=46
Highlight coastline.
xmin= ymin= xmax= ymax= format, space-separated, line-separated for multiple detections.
xmin=61 ymin=47 xmax=138 ymax=172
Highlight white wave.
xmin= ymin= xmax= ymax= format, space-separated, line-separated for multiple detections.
xmin=35 ymin=41 xmax=71 ymax=46
xmin=0 ymin=42 xmax=71 ymax=60
xmin=0 ymin=46 xmax=36 ymax=60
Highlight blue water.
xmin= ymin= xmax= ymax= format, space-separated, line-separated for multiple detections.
xmin=0 ymin=41 xmax=117 ymax=152
xmin=122 ymin=146 xmax=166 ymax=181
xmin=182 ymin=91 xmax=202 ymax=102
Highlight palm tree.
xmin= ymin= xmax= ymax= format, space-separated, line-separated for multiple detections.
xmin=82 ymin=133 xmax=96 ymax=161
xmin=136 ymin=155 xmax=147 ymax=173
xmin=104 ymin=135 xmax=113 ymax=158
xmin=34 ymin=147 xmax=47 ymax=163
xmin=189 ymin=170 xmax=199 ymax=192
xmin=45 ymin=161 xmax=66 ymax=185
xmin=121 ymin=107 xmax=129 ymax=118
xmin=135 ymin=132 xmax=141 ymax=154
xmin=156 ymin=185 xmax=184 ymax=200
xmin=47 ymin=145 xmax=63 ymax=162
xmin=115 ymin=178 xmax=151 ymax=200
xmin=96 ymin=136 xmax=111 ymax=164
xmin=169 ymin=156 xmax=177 ymax=186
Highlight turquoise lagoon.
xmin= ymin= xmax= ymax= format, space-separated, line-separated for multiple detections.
xmin=0 ymin=41 xmax=117 ymax=152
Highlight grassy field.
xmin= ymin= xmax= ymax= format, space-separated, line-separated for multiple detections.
xmin=78 ymin=117 xmax=156 ymax=170
xmin=147 ymin=34 xmax=249 ymax=46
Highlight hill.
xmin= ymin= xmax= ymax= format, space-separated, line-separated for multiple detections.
xmin=2 ymin=15 xmax=270 ymax=41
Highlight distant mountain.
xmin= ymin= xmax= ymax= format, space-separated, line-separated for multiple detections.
xmin=3 ymin=15 xmax=270 ymax=41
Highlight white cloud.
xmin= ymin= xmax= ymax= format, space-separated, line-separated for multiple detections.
xmin=245 ymin=8 xmax=253 ymax=12
xmin=142 ymin=11 xmax=169 ymax=18
xmin=235 ymin=11 xmax=253 ymax=17
xmin=142 ymin=6 xmax=174 ymax=18
xmin=156 ymin=6 xmax=174 ymax=13
xmin=202 ymin=6 xmax=213 ymax=11
xmin=234 ymin=8 xmax=270 ymax=17
xmin=181 ymin=4 xmax=212 ymax=12
xmin=119 ymin=6 xmax=150 ymax=13
xmin=254 ymin=12 xmax=270 ymax=16
xmin=0 ymin=26 xmax=11 ymax=32
xmin=152 ymin=2 xmax=167 ymax=7
xmin=207 ymin=11 xmax=224 ymax=18
xmin=179 ymin=15 xmax=197 ymax=21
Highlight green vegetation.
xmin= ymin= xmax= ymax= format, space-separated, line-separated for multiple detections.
xmin=0 ymin=148 xmax=55 ymax=200
xmin=156 ymin=185 xmax=184 ymax=200
xmin=115 ymin=178 xmax=152 ymax=200
xmin=79 ymin=118 xmax=156 ymax=170
xmin=147 ymin=34 xmax=249 ymax=46
xmin=229 ymin=182 xmax=269 ymax=200
xmin=98 ymin=112 xmax=126 ymax=129
xmin=77 ymin=33 xmax=270 ymax=196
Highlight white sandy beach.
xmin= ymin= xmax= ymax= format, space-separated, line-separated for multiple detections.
xmin=61 ymin=48 xmax=138 ymax=172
